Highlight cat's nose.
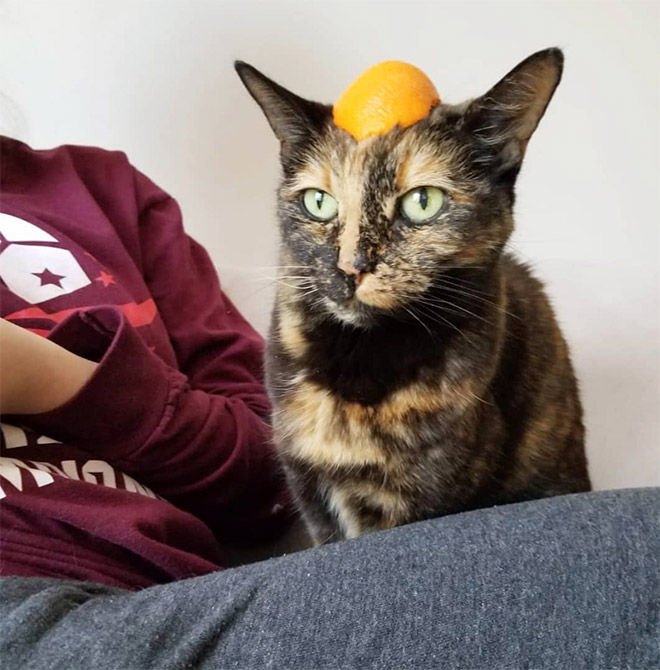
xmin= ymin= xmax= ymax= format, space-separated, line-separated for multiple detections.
xmin=338 ymin=253 xmax=370 ymax=286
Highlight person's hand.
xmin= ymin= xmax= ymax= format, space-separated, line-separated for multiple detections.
xmin=0 ymin=318 xmax=98 ymax=415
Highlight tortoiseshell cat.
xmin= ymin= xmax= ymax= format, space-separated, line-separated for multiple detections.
xmin=236 ymin=48 xmax=590 ymax=545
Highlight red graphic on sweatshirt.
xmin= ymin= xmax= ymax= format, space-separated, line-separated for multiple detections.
xmin=95 ymin=271 xmax=116 ymax=287
xmin=5 ymin=299 xmax=158 ymax=332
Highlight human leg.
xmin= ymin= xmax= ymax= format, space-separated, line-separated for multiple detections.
xmin=1 ymin=488 xmax=657 ymax=669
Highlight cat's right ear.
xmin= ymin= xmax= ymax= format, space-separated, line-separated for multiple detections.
xmin=462 ymin=48 xmax=564 ymax=173
xmin=234 ymin=62 xmax=331 ymax=147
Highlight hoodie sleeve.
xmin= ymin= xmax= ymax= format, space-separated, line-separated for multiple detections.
xmin=23 ymin=167 xmax=292 ymax=542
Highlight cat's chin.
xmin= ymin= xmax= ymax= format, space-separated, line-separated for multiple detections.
xmin=320 ymin=296 xmax=380 ymax=329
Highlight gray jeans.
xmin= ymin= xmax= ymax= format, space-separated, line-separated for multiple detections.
xmin=1 ymin=488 xmax=658 ymax=670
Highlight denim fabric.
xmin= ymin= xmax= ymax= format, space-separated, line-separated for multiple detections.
xmin=1 ymin=488 xmax=658 ymax=669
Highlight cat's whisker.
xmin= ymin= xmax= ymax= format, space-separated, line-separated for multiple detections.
xmin=240 ymin=281 xmax=288 ymax=300
xmin=431 ymin=277 xmax=494 ymax=296
xmin=298 ymin=289 xmax=320 ymax=300
xmin=416 ymin=295 xmax=498 ymax=329
xmin=402 ymin=306 xmax=434 ymax=338
xmin=256 ymin=276 xmax=313 ymax=282
xmin=432 ymin=284 xmax=498 ymax=305
xmin=410 ymin=303 xmax=470 ymax=343
xmin=430 ymin=281 xmax=520 ymax=320
xmin=431 ymin=274 xmax=493 ymax=292
xmin=410 ymin=302 xmax=475 ymax=345
xmin=267 ymin=276 xmax=315 ymax=284
xmin=406 ymin=264 xmax=488 ymax=273
xmin=505 ymin=242 xmax=538 ymax=265
xmin=272 ymin=280 xmax=313 ymax=290
xmin=251 ymin=265 xmax=313 ymax=270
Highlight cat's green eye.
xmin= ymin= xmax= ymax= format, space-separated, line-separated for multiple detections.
xmin=400 ymin=186 xmax=445 ymax=224
xmin=302 ymin=189 xmax=338 ymax=221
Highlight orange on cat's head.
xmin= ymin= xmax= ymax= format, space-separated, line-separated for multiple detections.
xmin=333 ymin=61 xmax=440 ymax=141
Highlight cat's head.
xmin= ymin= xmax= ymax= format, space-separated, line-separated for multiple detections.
xmin=236 ymin=49 xmax=563 ymax=327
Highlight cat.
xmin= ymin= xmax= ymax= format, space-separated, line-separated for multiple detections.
xmin=236 ymin=48 xmax=591 ymax=545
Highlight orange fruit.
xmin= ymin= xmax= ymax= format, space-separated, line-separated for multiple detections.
xmin=333 ymin=61 xmax=440 ymax=141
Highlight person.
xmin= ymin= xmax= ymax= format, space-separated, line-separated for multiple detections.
xmin=0 ymin=135 xmax=297 ymax=587
xmin=0 ymin=135 xmax=658 ymax=669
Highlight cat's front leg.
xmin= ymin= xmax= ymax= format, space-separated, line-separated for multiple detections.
xmin=282 ymin=461 xmax=343 ymax=546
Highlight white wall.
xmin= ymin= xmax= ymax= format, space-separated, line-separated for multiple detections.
xmin=1 ymin=0 xmax=658 ymax=490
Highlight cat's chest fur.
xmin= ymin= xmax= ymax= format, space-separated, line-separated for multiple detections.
xmin=272 ymin=376 xmax=455 ymax=537
xmin=275 ymin=375 xmax=466 ymax=468
xmin=267 ymin=303 xmax=491 ymax=538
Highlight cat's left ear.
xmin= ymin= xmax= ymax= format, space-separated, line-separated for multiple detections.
xmin=235 ymin=61 xmax=331 ymax=147
xmin=464 ymin=48 xmax=564 ymax=170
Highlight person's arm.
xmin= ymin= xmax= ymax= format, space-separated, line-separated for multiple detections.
xmin=130 ymin=169 xmax=293 ymax=540
xmin=18 ymin=304 xmax=290 ymax=542
xmin=10 ymin=160 xmax=291 ymax=542
xmin=0 ymin=319 xmax=97 ymax=415
xmin=1 ymin=305 xmax=307 ymax=559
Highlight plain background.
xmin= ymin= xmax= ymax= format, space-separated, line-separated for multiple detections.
xmin=1 ymin=0 xmax=658 ymax=490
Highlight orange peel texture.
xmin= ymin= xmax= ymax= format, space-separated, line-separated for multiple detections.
xmin=333 ymin=61 xmax=440 ymax=141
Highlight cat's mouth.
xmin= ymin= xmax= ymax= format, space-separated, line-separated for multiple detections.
xmin=314 ymin=269 xmax=430 ymax=327
xmin=321 ymin=295 xmax=379 ymax=327
xmin=318 ymin=273 xmax=406 ymax=327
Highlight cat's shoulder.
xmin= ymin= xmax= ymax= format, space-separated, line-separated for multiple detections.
xmin=499 ymin=251 xmax=564 ymax=331
xmin=500 ymin=252 xmax=547 ymax=295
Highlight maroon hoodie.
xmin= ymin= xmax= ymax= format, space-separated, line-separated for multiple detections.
xmin=0 ymin=136 xmax=290 ymax=589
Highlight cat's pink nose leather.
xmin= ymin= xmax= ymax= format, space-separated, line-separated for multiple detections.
xmin=338 ymin=257 xmax=366 ymax=286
